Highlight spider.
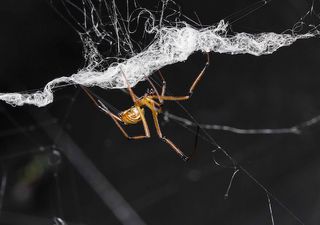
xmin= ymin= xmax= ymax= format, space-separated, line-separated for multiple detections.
xmin=81 ymin=53 xmax=210 ymax=161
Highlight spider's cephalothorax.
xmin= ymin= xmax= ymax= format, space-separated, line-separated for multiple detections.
xmin=81 ymin=53 xmax=210 ymax=161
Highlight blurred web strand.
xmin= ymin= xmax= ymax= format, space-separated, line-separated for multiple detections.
xmin=0 ymin=170 xmax=7 ymax=215
xmin=164 ymin=111 xmax=320 ymax=134
xmin=224 ymin=169 xmax=239 ymax=199
xmin=267 ymin=195 xmax=275 ymax=225
xmin=0 ymin=0 xmax=319 ymax=107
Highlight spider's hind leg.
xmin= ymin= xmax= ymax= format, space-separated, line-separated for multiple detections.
xmin=151 ymin=110 xmax=189 ymax=161
xmin=162 ymin=137 xmax=189 ymax=162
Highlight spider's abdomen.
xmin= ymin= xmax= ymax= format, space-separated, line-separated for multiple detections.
xmin=119 ymin=106 xmax=144 ymax=125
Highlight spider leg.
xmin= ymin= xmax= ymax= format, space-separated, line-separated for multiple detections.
xmin=120 ymin=69 xmax=138 ymax=102
xmin=136 ymin=106 xmax=151 ymax=139
xmin=189 ymin=52 xmax=210 ymax=96
xmin=150 ymin=53 xmax=210 ymax=101
xmin=80 ymin=85 xmax=150 ymax=140
xmin=156 ymin=96 xmax=190 ymax=101
xmin=146 ymin=76 xmax=163 ymax=104
xmin=158 ymin=70 xmax=166 ymax=96
xmin=151 ymin=108 xmax=189 ymax=161
xmin=80 ymin=85 xmax=122 ymax=123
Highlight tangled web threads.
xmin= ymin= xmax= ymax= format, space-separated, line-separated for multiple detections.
xmin=0 ymin=20 xmax=317 ymax=107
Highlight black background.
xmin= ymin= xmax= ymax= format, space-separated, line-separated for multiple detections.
xmin=0 ymin=0 xmax=320 ymax=225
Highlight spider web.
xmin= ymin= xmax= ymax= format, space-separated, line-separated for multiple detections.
xmin=0 ymin=0 xmax=319 ymax=107
xmin=1 ymin=0 xmax=320 ymax=225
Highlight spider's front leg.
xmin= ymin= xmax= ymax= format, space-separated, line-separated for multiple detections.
xmin=151 ymin=52 xmax=210 ymax=102
xmin=188 ymin=52 xmax=210 ymax=96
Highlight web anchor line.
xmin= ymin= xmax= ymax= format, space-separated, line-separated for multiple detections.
xmin=163 ymin=111 xmax=320 ymax=135
xmin=168 ymin=100 xmax=306 ymax=225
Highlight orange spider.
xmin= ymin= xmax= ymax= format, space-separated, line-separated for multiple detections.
xmin=81 ymin=53 xmax=210 ymax=161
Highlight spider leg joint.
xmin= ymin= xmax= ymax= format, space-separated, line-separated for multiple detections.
xmin=181 ymin=155 xmax=189 ymax=162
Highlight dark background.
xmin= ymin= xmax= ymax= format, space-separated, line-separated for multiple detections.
xmin=0 ymin=0 xmax=320 ymax=225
